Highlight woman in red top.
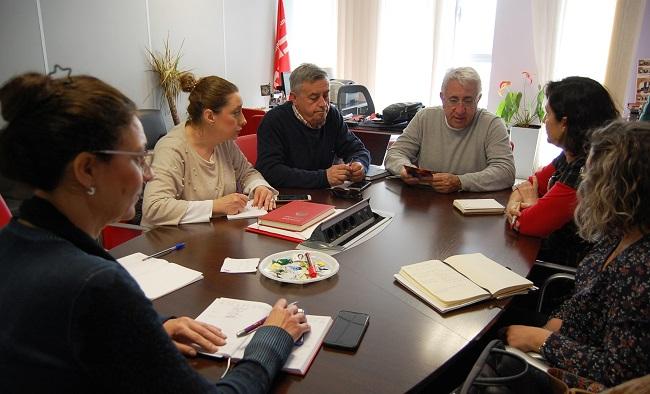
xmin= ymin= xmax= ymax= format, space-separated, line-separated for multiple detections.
xmin=505 ymin=77 xmax=619 ymax=265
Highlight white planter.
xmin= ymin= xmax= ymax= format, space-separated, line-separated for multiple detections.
xmin=510 ymin=126 xmax=542 ymax=179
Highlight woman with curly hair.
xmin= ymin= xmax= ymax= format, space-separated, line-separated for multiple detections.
xmin=505 ymin=77 xmax=619 ymax=265
xmin=505 ymin=120 xmax=650 ymax=388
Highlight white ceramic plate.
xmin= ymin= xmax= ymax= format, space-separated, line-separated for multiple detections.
xmin=259 ymin=250 xmax=339 ymax=284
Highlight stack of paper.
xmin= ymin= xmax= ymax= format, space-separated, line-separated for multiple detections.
xmin=117 ymin=252 xmax=203 ymax=300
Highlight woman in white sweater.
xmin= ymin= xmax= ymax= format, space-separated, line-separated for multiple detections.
xmin=143 ymin=74 xmax=276 ymax=226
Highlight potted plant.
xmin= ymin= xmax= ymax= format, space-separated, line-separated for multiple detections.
xmin=496 ymin=72 xmax=546 ymax=178
xmin=146 ymin=37 xmax=189 ymax=125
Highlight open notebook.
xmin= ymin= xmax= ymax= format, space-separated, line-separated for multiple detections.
xmin=196 ymin=298 xmax=333 ymax=376
xmin=394 ymin=253 xmax=533 ymax=313
xmin=117 ymin=252 xmax=203 ymax=300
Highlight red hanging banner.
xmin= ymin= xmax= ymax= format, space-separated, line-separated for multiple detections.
xmin=273 ymin=0 xmax=290 ymax=89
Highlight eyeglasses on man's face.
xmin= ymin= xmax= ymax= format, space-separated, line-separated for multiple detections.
xmin=93 ymin=150 xmax=154 ymax=176
xmin=444 ymin=97 xmax=478 ymax=109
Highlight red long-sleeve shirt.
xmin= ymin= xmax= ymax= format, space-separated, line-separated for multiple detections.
xmin=516 ymin=162 xmax=579 ymax=237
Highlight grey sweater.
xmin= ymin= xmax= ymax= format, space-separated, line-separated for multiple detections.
xmin=384 ymin=106 xmax=515 ymax=191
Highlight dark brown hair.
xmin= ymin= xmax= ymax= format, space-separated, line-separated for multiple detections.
xmin=545 ymin=76 xmax=619 ymax=157
xmin=180 ymin=73 xmax=238 ymax=124
xmin=0 ymin=72 xmax=136 ymax=191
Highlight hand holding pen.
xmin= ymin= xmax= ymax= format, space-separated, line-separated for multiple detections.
xmin=239 ymin=299 xmax=310 ymax=343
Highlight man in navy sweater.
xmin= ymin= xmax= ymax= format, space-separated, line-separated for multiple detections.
xmin=256 ymin=63 xmax=370 ymax=188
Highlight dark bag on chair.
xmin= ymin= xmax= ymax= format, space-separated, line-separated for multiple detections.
xmin=456 ymin=340 xmax=563 ymax=394
xmin=382 ymin=102 xmax=423 ymax=124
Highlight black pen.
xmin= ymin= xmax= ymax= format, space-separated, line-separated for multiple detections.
xmin=142 ymin=242 xmax=186 ymax=261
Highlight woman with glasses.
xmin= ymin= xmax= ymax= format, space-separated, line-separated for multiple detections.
xmin=142 ymin=73 xmax=276 ymax=227
xmin=505 ymin=77 xmax=619 ymax=265
xmin=505 ymin=120 xmax=650 ymax=389
xmin=0 ymin=72 xmax=309 ymax=392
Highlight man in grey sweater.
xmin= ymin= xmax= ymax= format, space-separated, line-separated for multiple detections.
xmin=384 ymin=67 xmax=515 ymax=192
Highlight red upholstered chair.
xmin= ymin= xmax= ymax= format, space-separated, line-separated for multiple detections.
xmin=0 ymin=194 xmax=12 ymax=229
xmin=240 ymin=108 xmax=265 ymax=136
xmin=235 ymin=134 xmax=258 ymax=165
xmin=100 ymin=223 xmax=147 ymax=250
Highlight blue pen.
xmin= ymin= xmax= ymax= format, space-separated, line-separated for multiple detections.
xmin=142 ymin=242 xmax=186 ymax=261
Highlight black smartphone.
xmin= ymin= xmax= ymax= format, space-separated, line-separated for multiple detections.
xmin=346 ymin=180 xmax=371 ymax=192
xmin=323 ymin=310 xmax=369 ymax=350
xmin=275 ymin=194 xmax=311 ymax=203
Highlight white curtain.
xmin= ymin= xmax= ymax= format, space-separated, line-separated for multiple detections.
xmin=336 ymin=0 xmax=459 ymax=111
xmin=604 ymin=0 xmax=647 ymax=112
xmin=336 ymin=0 xmax=380 ymax=93
xmin=531 ymin=0 xmax=565 ymax=169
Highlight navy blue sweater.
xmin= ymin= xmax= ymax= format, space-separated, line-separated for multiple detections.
xmin=255 ymin=102 xmax=370 ymax=188
xmin=0 ymin=198 xmax=294 ymax=393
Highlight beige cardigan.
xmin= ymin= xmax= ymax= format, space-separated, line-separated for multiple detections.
xmin=142 ymin=124 xmax=273 ymax=226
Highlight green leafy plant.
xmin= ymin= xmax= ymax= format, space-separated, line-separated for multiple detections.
xmin=146 ymin=36 xmax=190 ymax=125
xmin=495 ymin=71 xmax=545 ymax=128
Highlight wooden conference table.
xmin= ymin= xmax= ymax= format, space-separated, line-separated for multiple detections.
xmin=110 ymin=178 xmax=540 ymax=393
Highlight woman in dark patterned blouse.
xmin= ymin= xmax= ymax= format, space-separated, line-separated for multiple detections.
xmin=505 ymin=120 xmax=650 ymax=388
xmin=505 ymin=77 xmax=619 ymax=265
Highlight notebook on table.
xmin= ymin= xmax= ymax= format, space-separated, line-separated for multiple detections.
xmin=453 ymin=199 xmax=505 ymax=215
xmin=196 ymin=298 xmax=333 ymax=375
xmin=117 ymin=252 xmax=203 ymax=300
xmin=394 ymin=253 xmax=533 ymax=313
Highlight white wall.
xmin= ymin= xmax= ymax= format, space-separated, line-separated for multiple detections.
xmin=486 ymin=0 xmax=538 ymax=112
xmin=0 ymin=0 xmax=276 ymax=128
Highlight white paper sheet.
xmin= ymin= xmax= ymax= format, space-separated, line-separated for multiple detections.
xmin=227 ymin=201 xmax=268 ymax=220
xmin=221 ymin=257 xmax=260 ymax=273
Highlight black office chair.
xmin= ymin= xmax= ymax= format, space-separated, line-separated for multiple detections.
xmin=137 ymin=109 xmax=168 ymax=150
xmin=336 ymin=85 xmax=375 ymax=116
xmin=530 ymin=260 xmax=577 ymax=315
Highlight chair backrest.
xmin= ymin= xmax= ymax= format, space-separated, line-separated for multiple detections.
xmin=240 ymin=114 xmax=265 ymax=136
xmin=0 ymin=194 xmax=12 ymax=229
xmin=240 ymin=109 xmax=266 ymax=136
xmin=137 ymin=109 xmax=168 ymax=150
xmin=235 ymin=134 xmax=258 ymax=165
xmin=336 ymin=84 xmax=375 ymax=116
xmin=100 ymin=223 xmax=145 ymax=250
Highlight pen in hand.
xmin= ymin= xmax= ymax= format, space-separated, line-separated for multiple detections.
xmin=142 ymin=242 xmax=186 ymax=261
xmin=236 ymin=301 xmax=298 ymax=337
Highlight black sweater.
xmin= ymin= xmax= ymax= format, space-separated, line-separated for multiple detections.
xmin=0 ymin=197 xmax=294 ymax=393
xmin=255 ymin=102 xmax=370 ymax=188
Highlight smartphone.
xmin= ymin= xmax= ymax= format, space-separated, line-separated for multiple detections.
xmin=323 ymin=310 xmax=369 ymax=350
xmin=346 ymin=180 xmax=371 ymax=192
xmin=275 ymin=194 xmax=311 ymax=203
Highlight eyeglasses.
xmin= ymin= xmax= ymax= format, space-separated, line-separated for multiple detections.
xmin=94 ymin=150 xmax=154 ymax=176
xmin=444 ymin=97 xmax=477 ymax=109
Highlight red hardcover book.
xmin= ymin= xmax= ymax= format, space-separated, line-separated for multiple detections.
xmin=257 ymin=201 xmax=335 ymax=232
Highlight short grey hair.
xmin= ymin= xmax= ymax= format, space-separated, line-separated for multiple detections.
xmin=290 ymin=63 xmax=329 ymax=94
xmin=441 ymin=67 xmax=482 ymax=95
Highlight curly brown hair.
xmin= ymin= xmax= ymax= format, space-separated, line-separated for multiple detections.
xmin=575 ymin=120 xmax=650 ymax=241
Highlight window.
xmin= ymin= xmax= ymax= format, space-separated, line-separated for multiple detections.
xmin=374 ymin=0 xmax=497 ymax=110
xmin=284 ymin=0 xmax=337 ymax=77
xmin=536 ymin=0 xmax=616 ymax=167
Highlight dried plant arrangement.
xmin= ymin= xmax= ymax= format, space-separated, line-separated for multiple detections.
xmin=146 ymin=37 xmax=189 ymax=125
